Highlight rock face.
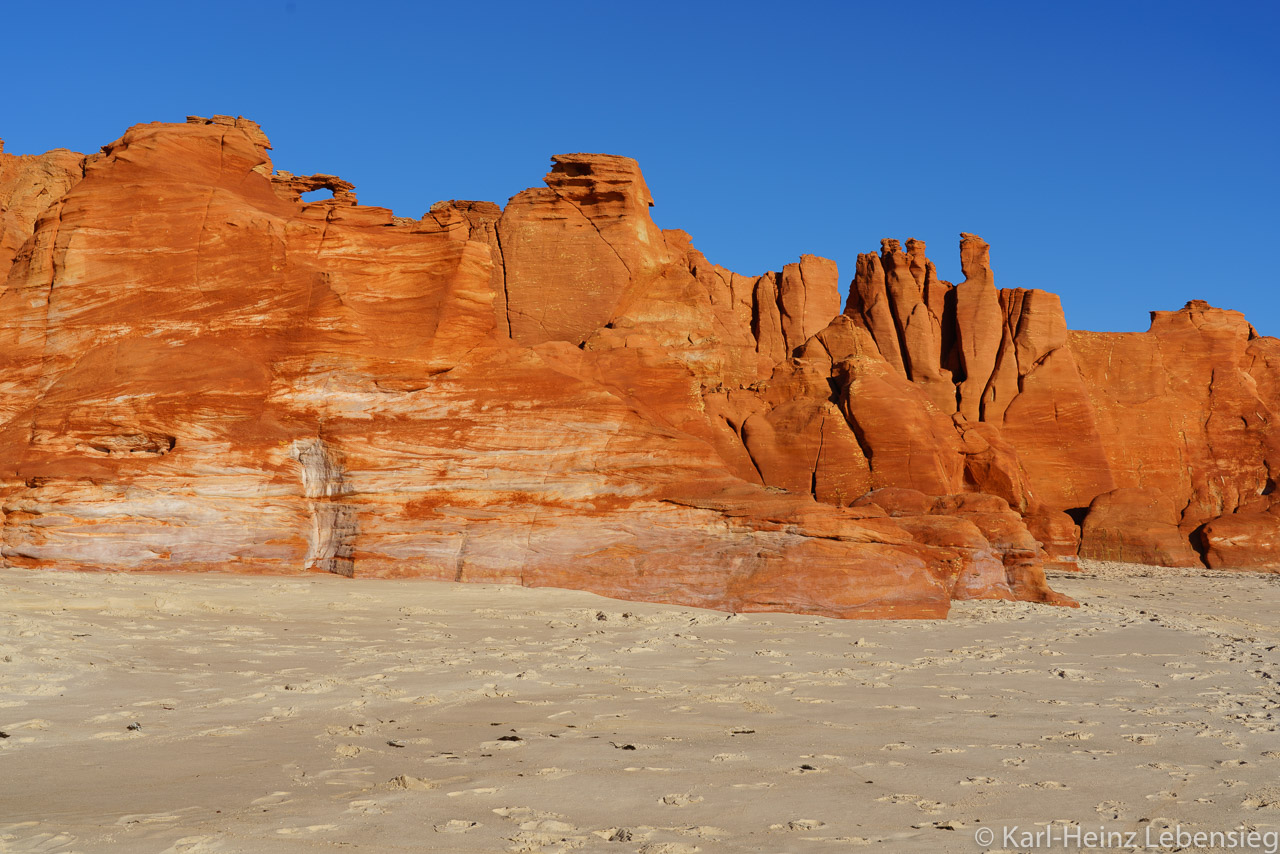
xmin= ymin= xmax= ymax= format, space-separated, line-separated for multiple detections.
xmin=0 ymin=116 xmax=1273 ymax=625
xmin=0 ymin=117 xmax=1078 ymax=619
xmin=1069 ymin=303 xmax=1280 ymax=563
xmin=1199 ymin=504 xmax=1280 ymax=569
xmin=1078 ymin=488 xmax=1204 ymax=567
xmin=835 ymin=236 xmax=1280 ymax=571
xmin=0 ymin=139 xmax=85 ymax=281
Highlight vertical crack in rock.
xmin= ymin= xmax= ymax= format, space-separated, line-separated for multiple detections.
xmin=290 ymin=437 xmax=357 ymax=577
xmin=493 ymin=222 xmax=513 ymax=338
xmin=810 ymin=412 xmax=826 ymax=500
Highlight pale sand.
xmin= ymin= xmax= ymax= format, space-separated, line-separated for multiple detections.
xmin=1 ymin=562 xmax=1277 ymax=853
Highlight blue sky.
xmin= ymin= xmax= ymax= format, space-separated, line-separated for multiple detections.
xmin=3 ymin=0 xmax=1276 ymax=336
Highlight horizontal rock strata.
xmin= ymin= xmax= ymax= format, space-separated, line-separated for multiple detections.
xmin=0 ymin=115 xmax=1274 ymax=621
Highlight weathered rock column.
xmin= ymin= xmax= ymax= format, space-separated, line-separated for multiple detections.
xmin=290 ymin=438 xmax=357 ymax=577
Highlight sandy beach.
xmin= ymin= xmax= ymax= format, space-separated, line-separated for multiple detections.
xmin=2 ymin=563 xmax=1278 ymax=853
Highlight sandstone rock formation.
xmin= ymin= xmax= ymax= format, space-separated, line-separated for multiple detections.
xmin=1078 ymin=488 xmax=1204 ymax=567
xmin=1070 ymin=303 xmax=1280 ymax=562
xmin=1199 ymin=503 xmax=1280 ymax=569
xmin=0 ymin=115 xmax=1274 ymax=625
xmin=0 ymin=139 xmax=85 ymax=282
xmin=834 ymin=236 xmax=1279 ymax=572
xmin=0 ymin=117 xmax=1075 ymax=619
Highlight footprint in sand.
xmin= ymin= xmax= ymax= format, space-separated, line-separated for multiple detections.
xmin=671 ymin=826 xmax=729 ymax=840
xmin=312 ymin=767 xmax=376 ymax=787
xmin=2 ymin=831 xmax=79 ymax=852
xmin=788 ymin=763 xmax=827 ymax=775
xmin=593 ymin=827 xmax=644 ymax=842
xmin=519 ymin=819 xmax=577 ymax=833
xmin=6 ymin=719 xmax=50 ymax=732
xmin=257 ymin=706 xmax=298 ymax=721
xmin=434 ymin=820 xmax=479 ymax=833
xmin=534 ymin=767 xmax=574 ymax=779
xmin=275 ymin=825 xmax=338 ymax=835
xmin=194 ymin=726 xmax=247 ymax=738
xmin=1144 ymin=790 xmax=1180 ymax=801
xmin=346 ymin=800 xmax=388 ymax=816
xmin=87 ymin=712 xmax=132 ymax=724
xmin=770 ymin=819 xmax=826 ymax=831
xmin=1050 ymin=668 xmax=1098 ymax=681
xmin=637 ymin=844 xmax=700 ymax=854
xmin=504 ymin=817 xmax=589 ymax=850
xmin=875 ymin=793 xmax=944 ymax=814
xmin=493 ymin=806 xmax=565 ymax=823
xmin=116 ymin=810 xmax=195 ymax=827
xmin=386 ymin=775 xmax=437 ymax=790
xmin=1242 ymin=787 xmax=1280 ymax=810
xmin=158 ymin=836 xmax=225 ymax=854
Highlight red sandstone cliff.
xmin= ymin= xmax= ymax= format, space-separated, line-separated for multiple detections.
xmin=0 ymin=116 xmax=1273 ymax=622
xmin=835 ymin=236 xmax=1279 ymax=569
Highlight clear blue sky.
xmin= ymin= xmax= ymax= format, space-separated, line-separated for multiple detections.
xmin=2 ymin=0 xmax=1276 ymax=336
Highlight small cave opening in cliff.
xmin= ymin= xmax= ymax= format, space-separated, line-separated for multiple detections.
xmin=1064 ymin=507 xmax=1090 ymax=526
xmin=1188 ymin=523 xmax=1212 ymax=567
xmin=1263 ymin=478 xmax=1276 ymax=496
xmin=825 ymin=376 xmax=842 ymax=405
xmin=301 ymin=188 xmax=335 ymax=202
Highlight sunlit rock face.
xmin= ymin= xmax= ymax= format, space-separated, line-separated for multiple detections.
xmin=0 ymin=115 xmax=1272 ymax=623
xmin=839 ymin=236 xmax=1280 ymax=572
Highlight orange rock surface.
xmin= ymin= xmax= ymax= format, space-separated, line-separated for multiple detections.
xmin=0 ymin=115 xmax=1273 ymax=624
xmin=1069 ymin=303 xmax=1280 ymax=564
xmin=836 ymin=235 xmax=1280 ymax=571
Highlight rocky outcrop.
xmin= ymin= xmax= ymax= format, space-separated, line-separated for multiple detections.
xmin=1199 ymin=504 xmax=1280 ymax=569
xmin=497 ymin=153 xmax=667 ymax=346
xmin=1069 ymin=303 xmax=1280 ymax=564
xmin=1078 ymin=488 xmax=1203 ymax=567
xmin=0 ymin=113 xmax=1274 ymax=622
xmin=835 ymin=235 xmax=1280 ymax=571
xmin=850 ymin=488 xmax=1072 ymax=605
xmin=0 ymin=116 xmax=1079 ymax=620
xmin=0 ymin=139 xmax=85 ymax=281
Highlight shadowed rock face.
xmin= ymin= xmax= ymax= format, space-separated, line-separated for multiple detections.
xmin=0 ymin=117 xmax=1272 ymax=623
